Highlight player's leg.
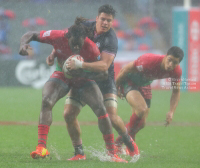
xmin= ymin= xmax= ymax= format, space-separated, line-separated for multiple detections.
xmin=31 ymin=72 xmax=70 ymax=159
xmin=99 ymin=79 xmax=138 ymax=156
xmin=127 ymin=85 xmax=152 ymax=141
xmin=80 ymin=82 xmax=127 ymax=162
xmin=63 ymin=88 xmax=86 ymax=160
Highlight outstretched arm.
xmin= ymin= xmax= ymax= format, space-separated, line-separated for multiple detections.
xmin=19 ymin=31 xmax=40 ymax=56
xmin=46 ymin=49 xmax=56 ymax=66
xmin=165 ymin=81 xmax=180 ymax=126
xmin=116 ymin=61 xmax=135 ymax=88
xmin=115 ymin=61 xmax=135 ymax=98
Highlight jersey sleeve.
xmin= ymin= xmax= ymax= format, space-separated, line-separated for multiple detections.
xmin=134 ymin=54 xmax=153 ymax=72
xmin=39 ymin=30 xmax=64 ymax=45
xmin=102 ymin=33 xmax=118 ymax=56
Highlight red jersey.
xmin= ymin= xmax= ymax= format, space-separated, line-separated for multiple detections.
xmin=39 ymin=30 xmax=100 ymax=88
xmin=39 ymin=30 xmax=100 ymax=63
xmin=127 ymin=53 xmax=182 ymax=86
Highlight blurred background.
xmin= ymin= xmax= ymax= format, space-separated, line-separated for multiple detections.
xmin=0 ymin=0 xmax=200 ymax=90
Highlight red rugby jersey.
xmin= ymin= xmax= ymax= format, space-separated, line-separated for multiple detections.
xmin=39 ymin=30 xmax=100 ymax=63
xmin=128 ymin=53 xmax=182 ymax=86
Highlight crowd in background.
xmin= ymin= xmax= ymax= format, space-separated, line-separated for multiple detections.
xmin=1 ymin=0 xmax=200 ymax=60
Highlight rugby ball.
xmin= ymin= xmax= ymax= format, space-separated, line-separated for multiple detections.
xmin=62 ymin=55 xmax=84 ymax=79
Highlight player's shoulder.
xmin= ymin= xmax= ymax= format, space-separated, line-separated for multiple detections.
xmin=139 ymin=53 xmax=163 ymax=60
xmin=84 ymin=37 xmax=96 ymax=47
xmin=83 ymin=37 xmax=100 ymax=53
xmin=82 ymin=20 xmax=95 ymax=28
xmin=173 ymin=65 xmax=182 ymax=76
xmin=40 ymin=30 xmax=65 ymax=37
xmin=106 ymin=28 xmax=117 ymax=39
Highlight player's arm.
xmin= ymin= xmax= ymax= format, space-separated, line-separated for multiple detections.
xmin=116 ymin=61 xmax=135 ymax=88
xmin=19 ymin=31 xmax=40 ymax=56
xmin=71 ymin=70 xmax=108 ymax=81
xmin=116 ymin=61 xmax=136 ymax=99
xmin=165 ymin=80 xmax=181 ymax=126
xmin=46 ymin=49 xmax=57 ymax=66
xmin=81 ymin=52 xmax=114 ymax=72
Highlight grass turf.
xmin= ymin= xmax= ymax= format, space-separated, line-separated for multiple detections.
xmin=0 ymin=88 xmax=200 ymax=168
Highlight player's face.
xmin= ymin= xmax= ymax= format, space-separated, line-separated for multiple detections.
xmin=96 ymin=12 xmax=114 ymax=34
xmin=164 ymin=55 xmax=180 ymax=71
xmin=68 ymin=36 xmax=84 ymax=54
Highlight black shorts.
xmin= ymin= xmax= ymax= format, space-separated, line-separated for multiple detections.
xmin=123 ymin=85 xmax=151 ymax=108
xmin=96 ymin=77 xmax=117 ymax=95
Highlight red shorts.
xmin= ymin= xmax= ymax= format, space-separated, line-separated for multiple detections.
xmin=50 ymin=71 xmax=93 ymax=88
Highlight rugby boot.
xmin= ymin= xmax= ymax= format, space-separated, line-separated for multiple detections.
xmin=30 ymin=146 xmax=50 ymax=159
xmin=126 ymin=139 xmax=140 ymax=162
xmin=110 ymin=154 xmax=128 ymax=163
xmin=68 ymin=145 xmax=86 ymax=161
xmin=68 ymin=154 xmax=86 ymax=160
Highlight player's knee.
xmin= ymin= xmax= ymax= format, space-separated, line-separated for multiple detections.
xmin=137 ymin=106 xmax=148 ymax=118
xmin=42 ymin=95 xmax=54 ymax=109
xmin=94 ymin=105 xmax=107 ymax=117
xmin=63 ymin=109 xmax=76 ymax=123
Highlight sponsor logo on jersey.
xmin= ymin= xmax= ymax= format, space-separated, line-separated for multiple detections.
xmin=136 ymin=65 xmax=143 ymax=72
xmin=96 ymin=42 xmax=100 ymax=48
xmin=43 ymin=30 xmax=51 ymax=37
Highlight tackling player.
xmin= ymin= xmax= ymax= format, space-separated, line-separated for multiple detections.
xmin=48 ymin=4 xmax=140 ymax=160
xmin=114 ymin=46 xmax=184 ymax=150
xmin=19 ymin=17 xmax=127 ymax=163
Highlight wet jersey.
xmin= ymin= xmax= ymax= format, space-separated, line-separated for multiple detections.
xmin=126 ymin=54 xmax=182 ymax=86
xmin=82 ymin=21 xmax=118 ymax=79
xmin=39 ymin=30 xmax=100 ymax=71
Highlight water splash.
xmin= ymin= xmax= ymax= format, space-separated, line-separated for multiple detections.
xmin=84 ymin=146 xmax=112 ymax=162
xmin=49 ymin=145 xmax=61 ymax=160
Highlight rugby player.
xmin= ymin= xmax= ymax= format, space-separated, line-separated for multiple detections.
xmin=19 ymin=17 xmax=127 ymax=163
xmin=114 ymin=46 xmax=183 ymax=150
xmin=49 ymin=4 xmax=139 ymax=160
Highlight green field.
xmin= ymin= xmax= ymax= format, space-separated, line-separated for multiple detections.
xmin=0 ymin=88 xmax=200 ymax=168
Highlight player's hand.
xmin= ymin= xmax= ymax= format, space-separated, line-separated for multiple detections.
xmin=67 ymin=58 xmax=83 ymax=70
xmin=165 ymin=111 xmax=174 ymax=126
xmin=46 ymin=49 xmax=56 ymax=66
xmin=19 ymin=44 xmax=33 ymax=56
xmin=117 ymin=85 xmax=124 ymax=100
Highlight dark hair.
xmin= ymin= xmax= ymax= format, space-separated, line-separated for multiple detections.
xmin=98 ymin=4 xmax=116 ymax=18
xmin=167 ymin=46 xmax=184 ymax=62
xmin=67 ymin=17 xmax=93 ymax=39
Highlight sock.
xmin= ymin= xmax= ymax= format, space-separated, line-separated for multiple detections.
xmin=115 ymin=135 xmax=123 ymax=146
xmin=103 ymin=134 xmax=115 ymax=155
xmin=121 ymin=134 xmax=134 ymax=151
xmin=38 ymin=124 xmax=49 ymax=148
xmin=115 ymin=125 xmax=128 ymax=146
xmin=128 ymin=113 xmax=141 ymax=140
xmin=74 ymin=144 xmax=84 ymax=155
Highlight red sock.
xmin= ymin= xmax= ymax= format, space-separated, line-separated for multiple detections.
xmin=38 ymin=124 xmax=49 ymax=148
xmin=128 ymin=113 xmax=141 ymax=140
xmin=103 ymin=134 xmax=115 ymax=155
xmin=115 ymin=135 xmax=123 ymax=146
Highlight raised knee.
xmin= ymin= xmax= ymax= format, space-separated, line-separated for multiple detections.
xmin=42 ymin=95 xmax=54 ymax=109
